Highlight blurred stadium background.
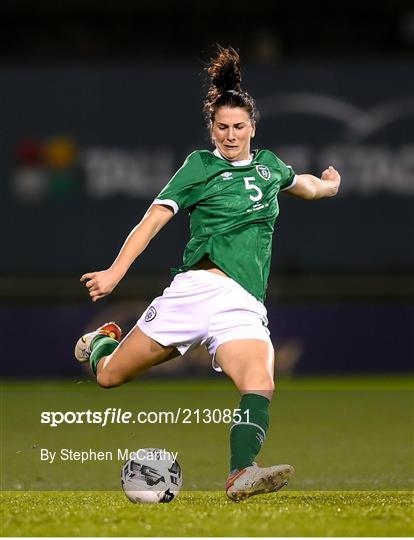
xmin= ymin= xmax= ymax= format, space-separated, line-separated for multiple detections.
xmin=1 ymin=0 xmax=413 ymax=379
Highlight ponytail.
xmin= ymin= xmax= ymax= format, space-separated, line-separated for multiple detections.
xmin=203 ymin=45 xmax=258 ymax=126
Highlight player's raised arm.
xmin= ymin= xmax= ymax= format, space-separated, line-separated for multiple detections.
xmin=80 ymin=204 xmax=174 ymax=302
xmin=287 ymin=165 xmax=341 ymax=200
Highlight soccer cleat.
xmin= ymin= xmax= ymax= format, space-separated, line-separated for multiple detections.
xmin=74 ymin=322 xmax=122 ymax=362
xmin=226 ymin=462 xmax=294 ymax=502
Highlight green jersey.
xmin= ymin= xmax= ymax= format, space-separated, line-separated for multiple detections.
xmin=154 ymin=149 xmax=296 ymax=302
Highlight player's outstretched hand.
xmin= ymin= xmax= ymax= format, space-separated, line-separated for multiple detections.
xmin=80 ymin=269 xmax=120 ymax=302
xmin=321 ymin=165 xmax=341 ymax=184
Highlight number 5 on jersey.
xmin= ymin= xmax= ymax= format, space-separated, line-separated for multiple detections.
xmin=244 ymin=177 xmax=263 ymax=202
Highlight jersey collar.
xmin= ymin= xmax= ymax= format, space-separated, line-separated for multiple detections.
xmin=213 ymin=148 xmax=255 ymax=166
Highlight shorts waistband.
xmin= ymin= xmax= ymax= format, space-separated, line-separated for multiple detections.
xmin=184 ymin=268 xmax=235 ymax=285
xmin=182 ymin=269 xmax=264 ymax=307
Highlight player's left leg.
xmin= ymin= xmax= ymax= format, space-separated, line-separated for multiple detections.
xmin=215 ymin=339 xmax=294 ymax=501
xmin=74 ymin=322 xmax=179 ymax=387
xmin=95 ymin=326 xmax=179 ymax=388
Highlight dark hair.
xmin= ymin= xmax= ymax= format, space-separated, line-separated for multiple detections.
xmin=203 ymin=45 xmax=258 ymax=126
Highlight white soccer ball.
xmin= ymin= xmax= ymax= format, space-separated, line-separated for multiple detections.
xmin=121 ymin=448 xmax=182 ymax=504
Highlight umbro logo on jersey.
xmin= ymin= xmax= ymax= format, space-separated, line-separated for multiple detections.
xmin=256 ymin=165 xmax=271 ymax=181
xmin=221 ymin=172 xmax=233 ymax=180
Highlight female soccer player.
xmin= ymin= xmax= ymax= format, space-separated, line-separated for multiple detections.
xmin=75 ymin=46 xmax=341 ymax=501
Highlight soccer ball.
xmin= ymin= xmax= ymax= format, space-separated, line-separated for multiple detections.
xmin=121 ymin=448 xmax=182 ymax=504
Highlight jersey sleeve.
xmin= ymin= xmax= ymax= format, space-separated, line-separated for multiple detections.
xmin=153 ymin=151 xmax=207 ymax=214
xmin=276 ymin=157 xmax=297 ymax=191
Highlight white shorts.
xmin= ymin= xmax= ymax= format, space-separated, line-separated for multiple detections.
xmin=137 ymin=269 xmax=272 ymax=371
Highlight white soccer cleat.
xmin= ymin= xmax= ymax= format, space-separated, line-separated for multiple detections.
xmin=74 ymin=322 xmax=122 ymax=362
xmin=226 ymin=462 xmax=294 ymax=502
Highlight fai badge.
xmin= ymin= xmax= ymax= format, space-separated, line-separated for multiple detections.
xmin=256 ymin=165 xmax=271 ymax=181
xmin=145 ymin=306 xmax=157 ymax=322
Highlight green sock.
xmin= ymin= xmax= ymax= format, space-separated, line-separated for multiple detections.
xmin=230 ymin=393 xmax=270 ymax=472
xmin=89 ymin=335 xmax=119 ymax=375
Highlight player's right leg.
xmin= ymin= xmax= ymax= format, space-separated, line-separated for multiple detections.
xmin=214 ymin=339 xmax=294 ymax=501
xmin=74 ymin=323 xmax=179 ymax=388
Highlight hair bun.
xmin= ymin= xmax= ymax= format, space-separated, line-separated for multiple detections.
xmin=203 ymin=45 xmax=257 ymax=125
xmin=207 ymin=46 xmax=242 ymax=93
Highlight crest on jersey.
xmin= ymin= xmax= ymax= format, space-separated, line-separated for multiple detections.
xmin=256 ymin=165 xmax=271 ymax=181
xmin=145 ymin=306 xmax=157 ymax=322
xmin=221 ymin=171 xmax=233 ymax=180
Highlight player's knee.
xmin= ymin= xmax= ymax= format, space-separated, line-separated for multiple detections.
xmin=97 ymin=370 xmax=123 ymax=389
xmin=259 ymin=378 xmax=275 ymax=399
xmin=239 ymin=373 xmax=274 ymax=397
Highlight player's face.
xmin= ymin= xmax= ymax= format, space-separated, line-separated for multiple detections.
xmin=211 ymin=107 xmax=255 ymax=161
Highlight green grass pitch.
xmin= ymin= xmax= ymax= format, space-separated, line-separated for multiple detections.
xmin=2 ymin=491 xmax=412 ymax=536
xmin=1 ymin=375 xmax=413 ymax=536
